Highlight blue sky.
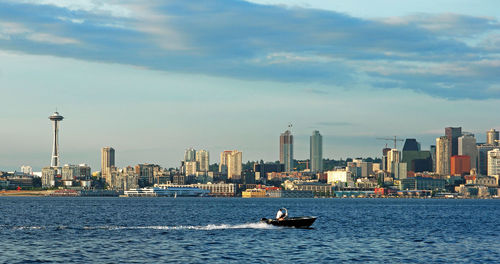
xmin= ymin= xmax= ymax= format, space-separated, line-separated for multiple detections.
xmin=0 ymin=0 xmax=499 ymax=171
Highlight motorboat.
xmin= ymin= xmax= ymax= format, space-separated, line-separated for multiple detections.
xmin=260 ymin=216 xmax=317 ymax=228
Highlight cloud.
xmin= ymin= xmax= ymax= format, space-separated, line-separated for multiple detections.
xmin=0 ymin=0 xmax=499 ymax=99
xmin=0 ymin=20 xmax=79 ymax=45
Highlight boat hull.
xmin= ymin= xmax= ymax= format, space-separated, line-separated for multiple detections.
xmin=261 ymin=216 xmax=316 ymax=228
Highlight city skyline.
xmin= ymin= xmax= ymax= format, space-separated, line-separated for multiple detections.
xmin=1 ymin=0 xmax=500 ymax=170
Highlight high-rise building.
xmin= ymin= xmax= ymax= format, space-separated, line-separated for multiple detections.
xmin=430 ymin=145 xmax=436 ymax=172
xmin=185 ymin=161 xmax=198 ymax=176
xmin=487 ymin=149 xmax=500 ymax=176
xmin=436 ymin=136 xmax=450 ymax=175
xmin=450 ymin=155 xmax=471 ymax=176
xmin=478 ymin=144 xmax=497 ymax=176
xmin=101 ymin=147 xmax=115 ymax=181
xmin=402 ymin=139 xmax=420 ymax=151
xmin=487 ymin=129 xmax=499 ymax=146
xmin=387 ymin=149 xmax=400 ymax=173
xmin=445 ymin=127 xmax=462 ymax=157
xmin=382 ymin=147 xmax=391 ymax=171
xmin=49 ymin=111 xmax=64 ymax=167
xmin=220 ymin=150 xmax=242 ymax=181
xmin=310 ymin=130 xmax=323 ymax=172
xmin=458 ymin=133 xmax=477 ymax=170
xmin=184 ymin=148 xmax=196 ymax=162
xmin=196 ymin=150 xmax=210 ymax=172
xmin=280 ymin=130 xmax=293 ymax=172
xmin=402 ymin=139 xmax=432 ymax=172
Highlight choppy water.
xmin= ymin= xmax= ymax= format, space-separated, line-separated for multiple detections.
xmin=1 ymin=197 xmax=500 ymax=263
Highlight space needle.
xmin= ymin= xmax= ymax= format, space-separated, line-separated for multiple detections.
xmin=49 ymin=111 xmax=64 ymax=167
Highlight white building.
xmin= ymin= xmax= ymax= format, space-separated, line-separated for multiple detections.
xmin=387 ymin=149 xmax=400 ymax=173
xmin=20 ymin=165 xmax=33 ymax=175
xmin=327 ymin=170 xmax=353 ymax=184
xmin=185 ymin=161 xmax=198 ymax=176
xmin=487 ymin=149 xmax=500 ymax=176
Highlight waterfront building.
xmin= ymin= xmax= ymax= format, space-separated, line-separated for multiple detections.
xmin=158 ymin=183 xmax=237 ymax=197
xmin=436 ymin=136 xmax=450 ymax=175
xmin=450 ymin=155 xmax=471 ymax=176
xmin=445 ymin=127 xmax=462 ymax=157
xmin=458 ymin=133 xmax=477 ymax=170
xmin=280 ymin=130 xmax=293 ymax=172
xmin=487 ymin=149 xmax=500 ymax=176
xmin=49 ymin=111 xmax=64 ymax=167
xmin=184 ymin=148 xmax=196 ymax=162
xmin=101 ymin=147 xmax=115 ymax=182
xmin=310 ymin=130 xmax=323 ymax=172
xmin=478 ymin=144 xmax=497 ymax=176
xmin=400 ymin=177 xmax=446 ymax=191
xmin=487 ymin=129 xmax=499 ymax=146
xmin=196 ymin=150 xmax=209 ymax=172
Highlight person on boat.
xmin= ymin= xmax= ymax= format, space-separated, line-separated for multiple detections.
xmin=276 ymin=208 xmax=288 ymax=220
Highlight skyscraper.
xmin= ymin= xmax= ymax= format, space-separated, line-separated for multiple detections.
xmin=478 ymin=144 xmax=497 ymax=176
xmin=458 ymin=133 xmax=477 ymax=170
xmin=445 ymin=127 xmax=462 ymax=156
xmin=387 ymin=149 xmax=400 ymax=173
xmin=310 ymin=130 xmax=323 ymax=172
xmin=184 ymin=148 xmax=196 ymax=162
xmin=196 ymin=150 xmax=210 ymax=172
xmin=49 ymin=111 xmax=64 ymax=167
xmin=487 ymin=129 xmax=499 ymax=146
xmin=280 ymin=130 xmax=293 ymax=172
xmin=487 ymin=149 xmax=500 ymax=176
xmin=436 ymin=136 xmax=450 ymax=175
xmin=101 ymin=147 xmax=115 ymax=180
xmin=220 ymin=150 xmax=242 ymax=181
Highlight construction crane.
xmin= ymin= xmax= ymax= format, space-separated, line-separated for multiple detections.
xmin=377 ymin=136 xmax=404 ymax=149
xmin=296 ymin=160 xmax=309 ymax=170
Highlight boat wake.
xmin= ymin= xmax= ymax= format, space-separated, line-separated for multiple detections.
xmin=5 ymin=222 xmax=276 ymax=231
xmin=105 ymin=222 xmax=276 ymax=230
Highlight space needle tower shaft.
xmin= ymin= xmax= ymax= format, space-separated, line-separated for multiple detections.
xmin=49 ymin=112 xmax=64 ymax=167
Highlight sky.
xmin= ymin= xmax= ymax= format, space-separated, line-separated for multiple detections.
xmin=1 ymin=0 xmax=500 ymax=171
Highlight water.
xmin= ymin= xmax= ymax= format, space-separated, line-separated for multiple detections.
xmin=1 ymin=197 xmax=500 ymax=263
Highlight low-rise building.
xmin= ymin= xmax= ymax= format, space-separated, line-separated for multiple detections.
xmin=400 ymin=177 xmax=446 ymax=191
